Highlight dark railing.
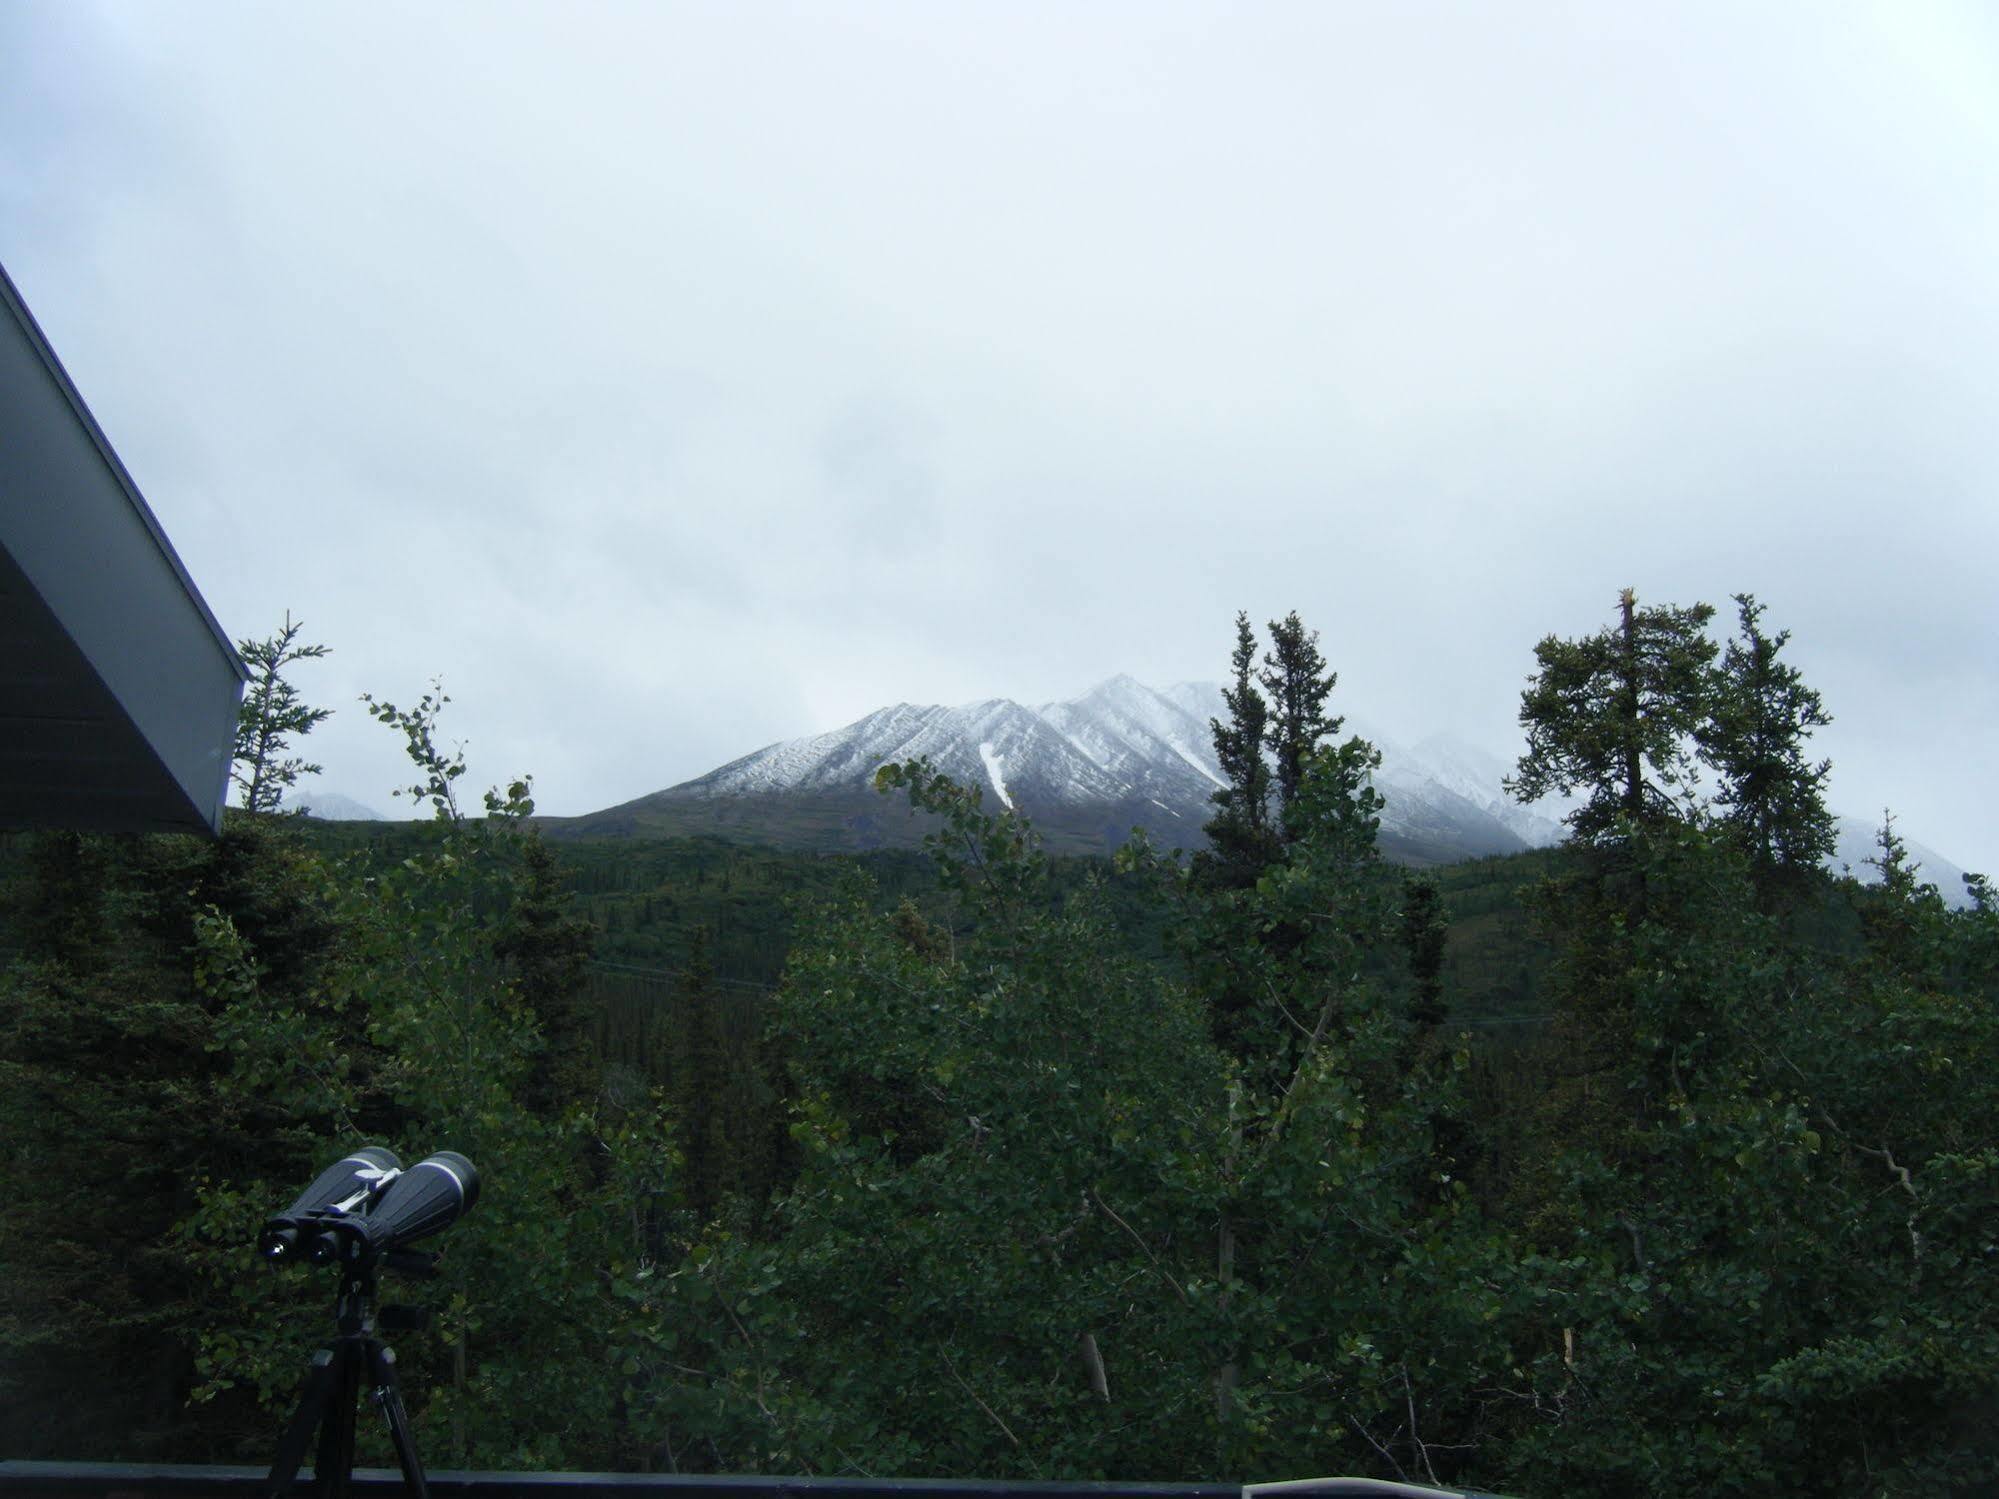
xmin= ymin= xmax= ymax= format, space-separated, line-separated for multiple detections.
xmin=0 ymin=1464 xmax=1504 ymax=1499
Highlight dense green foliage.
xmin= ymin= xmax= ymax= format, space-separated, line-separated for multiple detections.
xmin=1 ymin=677 xmax=675 ymax=1471
xmin=3 ymin=594 xmax=1995 ymax=1494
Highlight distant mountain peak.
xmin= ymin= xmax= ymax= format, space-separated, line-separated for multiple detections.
xmin=628 ymin=678 xmax=1548 ymax=863
xmin=1079 ymin=672 xmax=1153 ymax=697
xmin=294 ymin=789 xmax=387 ymax=821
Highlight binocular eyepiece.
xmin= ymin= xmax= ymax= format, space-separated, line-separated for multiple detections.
xmin=259 ymin=1148 xmax=479 ymax=1267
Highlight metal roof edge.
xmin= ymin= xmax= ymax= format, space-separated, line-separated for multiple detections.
xmin=0 ymin=257 xmax=248 ymax=683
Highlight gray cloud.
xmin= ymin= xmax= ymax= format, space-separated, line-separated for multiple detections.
xmin=3 ymin=0 xmax=1994 ymax=872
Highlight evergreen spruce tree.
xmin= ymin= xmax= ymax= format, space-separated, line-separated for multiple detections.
xmin=673 ymin=926 xmax=734 ymax=1222
xmin=0 ymin=822 xmax=351 ymax=1461
xmin=493 ymin=833 xmax=601 ymax=1115
xmin=1258 ymin=610 xmax=1341 ymax=825
xmin=232 ymin=614 xmax=331 ymax=814
xmin=1508 ymin=587 xmax=1718 ymax=846
xmin=1400 ymin=875 xmax=1448 ymax=1033
xmin=1700 ymin=593 xmax=1835 ymax=890
xmin=1191 ymin=611 xmax=1378 ymax=1063
xmin=1504 ymin=590 xmax=1724 ymax=1184
xmin=1858 ymin=811 xmax=1948 ymax=983
xmin=1194 ymin=612 xmax=1279 ymax=887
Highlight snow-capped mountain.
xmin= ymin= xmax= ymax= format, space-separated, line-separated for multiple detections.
xmin=294 ymin=790 xmax=387 ymax=821
xmin=615 ymin=676 xmax=1555 ymax=863
xmin=573 ymin=677 xmax=1976 ymax=887
xmin=673 ymin=698 xmax=1124 ymax=807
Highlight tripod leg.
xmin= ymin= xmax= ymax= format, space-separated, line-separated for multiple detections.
xmin=315 ymin=1339 xmax=362 ymax=1499
xmin=369 ymin=1341 xmax=431 ymax=1499
xmin=262 ymin=1347 xmax=340 ymax=1499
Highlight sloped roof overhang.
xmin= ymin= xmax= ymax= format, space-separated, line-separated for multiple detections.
xmin=0 ymin=261 xmax=247 ymax=835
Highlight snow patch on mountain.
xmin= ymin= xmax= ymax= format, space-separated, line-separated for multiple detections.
xmin=1168 ymin=737 xmax=1226 ymax=788
xmin=978 ymin=742 xmax=1014 ymax=809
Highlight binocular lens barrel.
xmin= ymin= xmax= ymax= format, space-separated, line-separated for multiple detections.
xmin=363 ymin=1152 xmax=480 ymax=1249
xmin=258 ymin=1224 xmax=301 ymax=1260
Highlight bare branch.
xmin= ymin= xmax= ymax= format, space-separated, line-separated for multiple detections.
xmin=1347 ymin=1414 xmax=1410 ymax=1483
xmin=1263 ymin=976 xmax=1318 ymax=1041
xmin=1256 ymin=988 xmax=1341 ymax=1163
xmin=1810 ymin=1099 xmax=1925 ymax=1275
xmin=1090 ymin=1187 xmax=1190 ymax=1304
xmin=942 ymin=1349 xmax=1021 ymax=1448
xmin=1853 ymin=1139 xmax=1924 ymax=1273
xmin=1403 ymin=1366 xmax=1441 ymax=1486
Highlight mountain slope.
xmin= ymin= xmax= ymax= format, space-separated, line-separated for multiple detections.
xmin=295 ymin=790 xmax=388 ymax=821
xmin=558 ymin=677 xmax=1975 ymax=894
xmin=561 ymin=677 xmax=1547 ymax=862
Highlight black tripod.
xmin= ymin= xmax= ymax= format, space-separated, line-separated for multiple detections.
xmin=262 ymin=1256 xmax=432 ymax=1499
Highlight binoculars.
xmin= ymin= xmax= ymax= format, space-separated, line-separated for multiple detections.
xmin=259 ymin=1147 xmax=479 ymax=1267
xmin=258 ymin=1148 xmax=477 ymax=1499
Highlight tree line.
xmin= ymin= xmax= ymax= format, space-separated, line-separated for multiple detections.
xmin=1 ymin=593 xmax=1993 ymax=1494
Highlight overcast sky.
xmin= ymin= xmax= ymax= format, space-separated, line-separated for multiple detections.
xmin=3 ymin=2 xmax=1994 ymax=872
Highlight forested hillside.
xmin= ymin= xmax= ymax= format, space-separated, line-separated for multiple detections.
xmin=2 ymin=597 xmax=1993 ymax=1495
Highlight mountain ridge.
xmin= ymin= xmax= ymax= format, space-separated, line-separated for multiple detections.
xmin=565 ymin=676 xmax=1548 ymax=865
xmin=551 ymin=676 xmax=1975 ymax=903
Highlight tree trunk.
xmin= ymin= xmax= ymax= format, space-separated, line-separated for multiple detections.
xmin=1618 ymin=587 xmax=1643 ymax=821
xmin=1213 ymin=1214 xmax=1237 ymax=1422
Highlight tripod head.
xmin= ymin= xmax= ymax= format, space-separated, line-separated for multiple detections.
xmin=323 ymin=1235 xmax=444 ymax=1335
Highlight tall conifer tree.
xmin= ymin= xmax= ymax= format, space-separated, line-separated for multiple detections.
xmin=674 ymin=926 xmax=734 ymax=1222
xmin=1400 ymin=875 xmax=1448 ymax=1033
xmin=232 ymin=614 xmax=331 ymax=814
xmin=1197 ymin=611 xmax=1280 ymax=885
xmin=1700 ymin=593 xmax=1835 ymax=886
xmin=1508 ymin=587 xmax=1717 ymax=845
xmin=493 ymin=834 xmax=600 ymax=1115
xmin=1259 ymin=610 xmax=1342 ymax=825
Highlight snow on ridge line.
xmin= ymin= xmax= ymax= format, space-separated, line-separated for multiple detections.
xmin=1056 ymin=726 xmax=1111 ymax=769
xmin=978 ymin=742 xmax=1014 ymax=809
xmin=1166 ymin=736 xmax=1226 ymax=788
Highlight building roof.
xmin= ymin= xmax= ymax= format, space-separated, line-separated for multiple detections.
xmin=0 ymin=260 xmax=246 ymax=835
